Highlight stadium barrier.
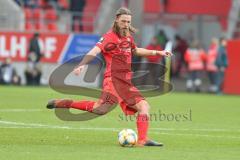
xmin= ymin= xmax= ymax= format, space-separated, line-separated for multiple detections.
xmin=0 ymin=31 xmax=101 ymax=86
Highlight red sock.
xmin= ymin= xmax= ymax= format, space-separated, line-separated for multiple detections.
xmin=136 ymin=114 xmax=149 ymax=142
xmin=70 ymin=101 xmax=95 ymax=112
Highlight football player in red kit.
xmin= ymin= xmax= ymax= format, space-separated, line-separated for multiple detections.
xmin=47 ymin=7 xmax=172 ymax=147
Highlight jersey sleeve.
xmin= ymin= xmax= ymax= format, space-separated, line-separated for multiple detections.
xmin=96 ymin=35 xmax=109 ymax=53
xmin=131 ymin=36 xmax=137 ymax=51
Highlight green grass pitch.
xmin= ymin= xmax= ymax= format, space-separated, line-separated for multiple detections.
xmin=0 ymin=86 xmax=240 ymax=160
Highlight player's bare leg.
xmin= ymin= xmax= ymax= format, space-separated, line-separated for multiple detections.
xmin=129 ymin=100 xmax=163 ymax=147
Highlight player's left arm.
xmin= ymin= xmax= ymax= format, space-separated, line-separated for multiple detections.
xmin=133 ymin=47 xmax=172 ymax=57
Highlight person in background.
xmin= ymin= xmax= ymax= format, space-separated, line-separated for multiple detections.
xmin=46 ymin=0 xmax=60 ymax=11
xmin=23 ymin=0 xmax=39 ymax=8
xmin=14 ymin=0 xmax=22 ymax=6
xmin=144 ymin=36 xmax=163 ymax=86
xmin=0 ymin=58 xmax=21 ymax=85
xmin=215 ymin=37 xmax=228 ymax=94
xmin=28 ymin=33 xmax=43 ymax=63
xmin=70 ymin=0 xmax=86 ymax=32
xmin=24 ymin=53 xmax=42 ymax=86
xmin=173 ymin=35 xmax=188 ymax=77
xmin=184 ymin=40 xmax=206 ymax=92
xmin=206 ymin=38 xmax=218 ymax=93
xmin=156 ymin=30 xmax=168 ymax=48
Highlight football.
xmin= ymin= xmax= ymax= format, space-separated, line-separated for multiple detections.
xmin=118 ymin=129 xmax=138 ymax=147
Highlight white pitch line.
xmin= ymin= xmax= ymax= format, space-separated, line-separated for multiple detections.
xmin=0 ymin=120 xmax=238 ymax=132
xmin=151 ymin=127 xmax=240 ymax=132
xmin=0 ymin=109 xmax=45 ymax=112
xmin=150 ymin=131 xmax=240 ymax=140
xmin=0 ymin=120 xmax=119 ymax=131
xmin=1 ymin=110 xmax=239 ymax=132
xmin=0 ymin=120 xmax=240 ymax=140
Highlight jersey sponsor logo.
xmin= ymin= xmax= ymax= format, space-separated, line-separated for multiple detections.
xmin=98 ymin=37 xmax=104 ymax=43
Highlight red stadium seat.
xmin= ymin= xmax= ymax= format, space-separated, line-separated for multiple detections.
xmin=47 ymin=23 xmax=58 ymax=31
xmin=44 ymin=9 xmax=58 ymax=20
xmin=81 ymin=0 xmax=100 ymax=32
xmin=35 ymin=21 xmax=46 ymax=31
xmin=25 ymin=21 xmax=34 ymax=30
xmin=82 ymin=17 xmax=94 ymax=32
xmin=144 ymin=0 xmax=161 ymax=13
xmin=24 ymin=8 xmax=32 ymax=20
xmin=33 ymin=8 xmax=42 ymax=20
xmin=59 ymin=0 xmax=69 ymax=9
xmin=38 ymin=0 xmax=48 ymax=8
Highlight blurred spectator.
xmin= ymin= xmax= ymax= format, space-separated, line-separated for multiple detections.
xmin=25 ymin=54 xmax=42 ymax=85
xmin=25 ymin=32 xmax=43 ymax=85
xmin=70 ymin=0 xmax=86 ymax=32
xmin=146 ymin=37 xmax=163 ymax=63
xmin=156 ymin=30 xmax=168 ymax=48
xmin=143 ymin=37 xmax=163 ymax=86
xmin=46 ymin=0 xmax=61 ymax=11
xmin=173 ymin=35 xmax=188 ymax=77
xmin=184 ymin=40 xmax=206 ymax=92
xmin=206 ymin=38 xmax=218 ymax=93
xmin=14 ymin=0 xmax=22 ymax=6
xmin=24 ymin=0 xmax=39 ymax=8
xmin=215 ymin=37 xmax=228 ymax=94
xmin=0 ymin=58 xmax=21 ymax=85
xmin=28 ymin=33 xmax=43 ymax=63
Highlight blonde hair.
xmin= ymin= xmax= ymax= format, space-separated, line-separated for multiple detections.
xmin=112 ymin=7 xmax=137 ymax=35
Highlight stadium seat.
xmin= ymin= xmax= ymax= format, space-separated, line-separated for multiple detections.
xmin=143 ymin=0 xmax=161 ymax=13
xmin=35 ymin=21 xmax=46 ymax=31
xmin=82 ymin=18 xmax=94 ymax=32
xmin=81 ymin=0 xmax=100 ymax=32
xmin=59 ymin=0 xmax=69 ymax=10
xmin=33 ymin=8 xmax=42 ymax=20
xmin=39 ymin=0 xmax=48 ymax=8
xmin=25 ymin=21 xmax=34 ymax=30
xmin=44 ymin=9 xmax=58 ymax=20
xmin=47 ymin=23 xmax=58 ymax=32
xmin=24 ymin=8 xmax=32 ymax=20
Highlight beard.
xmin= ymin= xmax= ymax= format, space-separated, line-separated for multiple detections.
xmin=120 ymin=28 xmax=129 ymax=37
xmin=115 ymin=24 xmax=129 ymax=37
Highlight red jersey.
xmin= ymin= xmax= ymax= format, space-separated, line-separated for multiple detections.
xmin=95 ymin=30 xmax=144 ymax=115
xmin=96 ymin=30 xmax=136 ymax=79
xmin=184 ymin=48 xmax=206 ymax=71
xmin=206 ymin=44 xmax=218 ymax=72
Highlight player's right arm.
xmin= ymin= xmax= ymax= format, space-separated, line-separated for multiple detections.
xmin=73 ymin=46 xmax=101 ymax=75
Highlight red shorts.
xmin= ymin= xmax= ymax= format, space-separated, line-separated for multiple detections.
xmin=98 ymin=77 xmax=144 ymax=115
